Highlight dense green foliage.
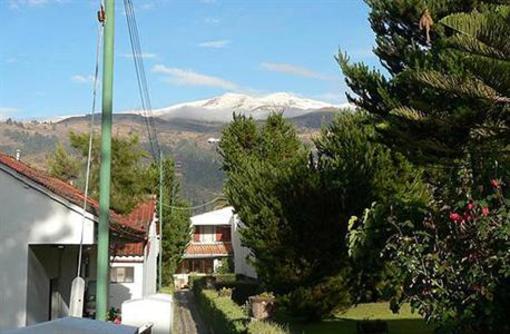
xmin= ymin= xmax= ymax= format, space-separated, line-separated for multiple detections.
xmin=48 ymin=132 xmax=150 ymax=213
xmin=191 ymin=275 xmax=287 ymax=334
xmin=194 ymin=289 xmax=248 ymax=334
xmin=338 ymin=1 xmax=510 ymax=332
xmin=386 ymin=185 xmax=510 ymax=333
xmin=338 ymin=0 xmax=510 ymax=190
xmin=246 ymin=321 xmax=289 ymax=334
xmin=219 ymin=113 xmax=428 ymax=317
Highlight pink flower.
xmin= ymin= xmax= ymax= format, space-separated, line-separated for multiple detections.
xmin=449 ymin=212 xmax=462 ymax=223
xmin=491 ymin=179 xmax=501 ymax=189
xmin=482 ymin=207 xmax=490 ymax=216
xmin=467 ymin=202 xmax=474 ymax=210
xmin=114 ymin=317 xmax=121 ymax=325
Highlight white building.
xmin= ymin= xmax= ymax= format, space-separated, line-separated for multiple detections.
xmin=174 ymin=207 xmax=256 ymax=288
xmin=0 ymin=151 xmax=158 ymax=330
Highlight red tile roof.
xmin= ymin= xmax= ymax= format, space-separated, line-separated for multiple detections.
xmin=113 ymin=242 xmax=145 ymax=257
xmin=0 ymin=151 xmax=155 ymax=241
xmin=184 ymin=243 xmax=233 ymax=257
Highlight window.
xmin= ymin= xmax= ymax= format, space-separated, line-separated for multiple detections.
xmin=216 ymin=226 xmax=231 ymax=242
xmin=110 ymin=267 xmax=134 ymax=283
xmin=200 ymin=226 xmax=216 ymax=243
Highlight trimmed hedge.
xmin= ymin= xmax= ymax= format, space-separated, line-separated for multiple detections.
xmin=194 ymin=289 xmax=248 ymax=334
xmin=247 ymin=320 xmax=289 ymax=334
xmin=190 ymin=274 xmax=260 ymax=306
xmin=192 ymin=276 xmax=286 ymax=334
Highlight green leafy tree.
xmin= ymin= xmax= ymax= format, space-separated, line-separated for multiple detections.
xmin=48 ymin=143 xmax=80 ymax=182
xmin=386 ymin=182 xmax=510 ymax=333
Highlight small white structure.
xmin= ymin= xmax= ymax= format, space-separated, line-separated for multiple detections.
xmin=0 ymin=151 xmax=158 ymax=331
xmin=110 ymin=217 xmax=159 ymax=310
xmin=122 ymin=294 xmax=173 ymax=334
xmin=174 ymin=206 xmax=256 ymax=288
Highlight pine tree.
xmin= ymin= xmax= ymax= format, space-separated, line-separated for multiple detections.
xmin=219 ymin=112 xmax=428 ymax=316
xmin=48 ymin=143 xmax=80 ymax=182
xmin=147 ymin=158 xmax=191 ymax=285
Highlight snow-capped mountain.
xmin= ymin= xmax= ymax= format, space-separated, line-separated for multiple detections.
xmin=152 ymin=92 xmax=348 ymax=122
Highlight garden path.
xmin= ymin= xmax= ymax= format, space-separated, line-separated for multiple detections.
xmin=174 ymin=290 xmax=209 ymax=334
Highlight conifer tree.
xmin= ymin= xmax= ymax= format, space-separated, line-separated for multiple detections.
xmin=337 ymin=0 xmax=508 ymax=177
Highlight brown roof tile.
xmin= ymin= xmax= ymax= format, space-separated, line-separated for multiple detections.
xmin=0 ymin=151 xmax=155 ymax=241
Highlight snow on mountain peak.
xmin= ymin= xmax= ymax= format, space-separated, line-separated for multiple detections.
xmin=153 ymin=92 xmax=344 ymax=122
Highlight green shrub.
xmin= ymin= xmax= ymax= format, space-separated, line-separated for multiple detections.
xmin=191 ymin=275 xmax=260 ymax=306
xmin=246 ymin=320 xmax=289 ymax=334
xmin=195 ymin=289 xmax=248 ymax=334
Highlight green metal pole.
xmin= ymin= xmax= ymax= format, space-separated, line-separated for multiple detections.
xmin=96 ymin=0 xmax=115 ymax=321
xmin=158 ymin=152 xmax=164 ymax=291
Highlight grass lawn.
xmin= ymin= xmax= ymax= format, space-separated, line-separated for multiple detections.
xmin=289 ymin=303 xmax=434 ymax=334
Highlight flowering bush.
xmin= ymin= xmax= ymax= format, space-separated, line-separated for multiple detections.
xmin=386 ymin=181 xmax=510 ymax=333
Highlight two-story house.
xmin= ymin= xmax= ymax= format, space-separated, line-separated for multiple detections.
xmin=174 ymin=207 xmax=256 ymax=288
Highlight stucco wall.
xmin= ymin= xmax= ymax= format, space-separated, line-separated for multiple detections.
xmin=0 ymin=168 xmax=95 ymax=330
xmin=231 ymin=215 xmax=258 ymax=279
xmin=109 ymin=261 xmax=144 ymax=309
xmin=143 ymin=219 xmax=158 ymax=297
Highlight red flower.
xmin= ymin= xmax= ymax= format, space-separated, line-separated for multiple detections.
xmin=449 ymin=212 xmax=462 ymax=223
xmin=482 ymin=207 xmax=490 ymax=216
xmin=467 ymin=202 xmax=474 ymax=210
xmin=491 ymin=179 xmax=501 ymax=189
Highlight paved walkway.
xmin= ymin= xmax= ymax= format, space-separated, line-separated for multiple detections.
xmin=174 ymin=290 xmax=209 ymax=334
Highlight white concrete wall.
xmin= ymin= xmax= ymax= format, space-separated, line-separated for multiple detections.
xmin=0 ymin=168 xmax=95 ymax=330
xmin=231 ymin=215 xmax=257 ymax=279
xmin=143 ymin=219 xmax=158 ymax=296
xmin=109 ymin=261 xmax=144 ymax=310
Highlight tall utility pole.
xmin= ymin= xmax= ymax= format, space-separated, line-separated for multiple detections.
xmin=158 ymin=152 xmax=164 ymax=291
xmin=96 ymin=0 xmax=115 ymax=321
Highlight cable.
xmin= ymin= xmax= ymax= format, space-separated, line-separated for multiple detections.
xmin=123 ymin=0 xmax=161 ymax=161
xmin=163 ymin=196 xmax=226 ymax=210
xmin=77 ymin=11 xmax=104 ymax=278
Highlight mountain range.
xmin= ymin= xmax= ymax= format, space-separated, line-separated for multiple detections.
xmin=0 ymin=92 xmax=351 ymax=207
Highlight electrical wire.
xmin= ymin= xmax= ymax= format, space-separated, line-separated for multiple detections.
xmin=77 ymin=14 xmax=104 ymax=278
xmin=163 ymin=196 xmax=226 ymax=210
xmin=123 ymin=0 xmax=161 ymax=161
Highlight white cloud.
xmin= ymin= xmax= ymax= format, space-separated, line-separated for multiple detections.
xmin=120 ymin=52 xmax=158 ymax=59
xmin=152 ymin=64 xmax=238 ymax=90
xmin=198 ymin=40 xmax=230 ymax=49
xmin=71 ymin=74 xmax=95 ymax=84
xmin=261 ymin=62 xmax=334 ymax=81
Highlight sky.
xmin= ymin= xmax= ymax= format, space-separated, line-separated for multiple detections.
xmin=0 ymin=0 xmax=379 ymax=120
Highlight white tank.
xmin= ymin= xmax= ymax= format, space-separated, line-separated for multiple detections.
xmin=121 ymin=293 xmax=173 ymax=334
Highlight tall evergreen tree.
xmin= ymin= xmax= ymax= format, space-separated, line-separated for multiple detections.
xmin=219 ymin=112 xmax=428 ymax=316
xmin=338 ymin=0 xmax=504 ymax=173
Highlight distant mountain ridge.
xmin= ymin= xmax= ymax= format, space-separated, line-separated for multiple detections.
xmin=152 ymin=92 xmax=350 ymax=122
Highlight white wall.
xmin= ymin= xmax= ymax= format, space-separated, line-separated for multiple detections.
xmin=143 ymin=219 xmax=158 ymax=296
xmin=109 ymin=260 xmax=144 ymax=310
xmin=0 ymin=168 xmax=95 ymax=330
xmin=231 ymin=215 xmax=258 ymax=279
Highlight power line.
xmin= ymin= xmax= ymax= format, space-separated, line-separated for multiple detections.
xmin=123 ymin=0 xmax=160 ymax=161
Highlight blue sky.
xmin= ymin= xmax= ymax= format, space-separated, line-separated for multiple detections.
xmin=0 ymin=0 xmax=378 ymax=119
